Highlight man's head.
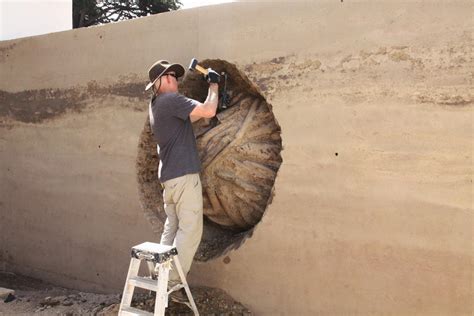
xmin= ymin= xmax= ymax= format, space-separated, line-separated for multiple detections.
xmin=145 ymin=60 xmax=185 ymax=95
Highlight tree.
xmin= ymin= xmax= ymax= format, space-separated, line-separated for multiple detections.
xmin=73 ymin=0 xmax=182 ymax=29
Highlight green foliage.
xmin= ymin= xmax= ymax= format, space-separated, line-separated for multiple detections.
xmin=73 ymin=0 xmax=182 ymax=28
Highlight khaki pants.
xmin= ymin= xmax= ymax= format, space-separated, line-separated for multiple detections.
xmin=160 ymin=173 xmax=203 ymax=283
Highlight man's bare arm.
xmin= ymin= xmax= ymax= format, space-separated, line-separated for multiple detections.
xmin=190 ymin=115 xmax=201 ymax=123
xmin=190 ymin=83 xmax=219 ymax=121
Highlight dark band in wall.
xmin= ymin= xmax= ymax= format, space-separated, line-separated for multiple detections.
xmin=0 ymin=81 xmax=148 ymax=124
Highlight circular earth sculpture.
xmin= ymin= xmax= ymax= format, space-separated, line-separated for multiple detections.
xmin=136 ymin=60 xmax=282 ymax=260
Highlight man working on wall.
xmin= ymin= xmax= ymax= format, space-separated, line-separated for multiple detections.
xmin=145 ymin=60 xmax=219 ymax=303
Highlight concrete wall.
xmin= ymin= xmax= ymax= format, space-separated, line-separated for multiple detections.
xmin=1 ymin=2 xmax=472 ymax=315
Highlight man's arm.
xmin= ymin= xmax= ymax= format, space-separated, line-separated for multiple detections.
xmin=190 ymin=83 xmax=219 ymax=122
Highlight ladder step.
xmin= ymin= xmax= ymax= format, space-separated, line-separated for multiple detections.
xmin=128 ymin=276 xmax=159 ymax=292
xmin=120 ymin=306 xmax=154 ymax=316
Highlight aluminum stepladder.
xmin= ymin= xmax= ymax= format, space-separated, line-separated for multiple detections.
xmin=118 ymin=242 xmax=199 ymax=316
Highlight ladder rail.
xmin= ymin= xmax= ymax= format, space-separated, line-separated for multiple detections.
xmin=173 ymin=255 xmax=199 ymax=315
xmin=118 ymin=257 xmax=141 ymax=315
xmin=154 ymin=260 xmax=170 ymax=315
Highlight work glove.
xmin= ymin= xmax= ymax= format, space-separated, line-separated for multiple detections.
xmin=205 ymin=69 xmax=220 ymax=84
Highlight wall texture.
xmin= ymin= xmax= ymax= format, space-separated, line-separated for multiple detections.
xmin=0 ymin=2 xmax=472 ymax=315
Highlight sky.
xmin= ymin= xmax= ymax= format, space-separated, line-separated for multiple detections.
xmin=180 ymin=0 xmax=235 ymax=9
xmin=0 ymin=0 xmax=236 ymax=41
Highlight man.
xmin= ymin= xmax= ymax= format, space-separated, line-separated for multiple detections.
xmin=144 ymin=60 xmax=219 ymax=303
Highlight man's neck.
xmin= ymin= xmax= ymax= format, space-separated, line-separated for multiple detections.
xmin=158 ymin=87 xmax=178 ymax=94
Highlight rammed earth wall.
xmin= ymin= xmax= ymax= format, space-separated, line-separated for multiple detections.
xmin=0 ymin=2 xmax=472 ymax=314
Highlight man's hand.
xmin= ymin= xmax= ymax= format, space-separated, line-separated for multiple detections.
xmin=205 ymin=69 xmax=220 ymax=84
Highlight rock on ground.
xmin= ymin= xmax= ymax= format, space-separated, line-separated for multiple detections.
xmin=0 ymin=272 xmax=251 ymax=315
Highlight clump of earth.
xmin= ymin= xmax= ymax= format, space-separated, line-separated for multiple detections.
xmin=0 ymin=272 xmax=251 ymax=315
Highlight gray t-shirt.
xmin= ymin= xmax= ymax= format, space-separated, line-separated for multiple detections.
xmin=149 ymin=92 xmax=201 ymax=182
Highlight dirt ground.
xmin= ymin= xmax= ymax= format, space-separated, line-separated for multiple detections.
xmin=0 ymin=272 xmax=251 ymax=315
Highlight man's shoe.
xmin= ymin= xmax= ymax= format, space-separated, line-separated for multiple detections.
xmin=169 ymin=288 xmax=188 ymax=304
